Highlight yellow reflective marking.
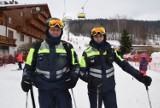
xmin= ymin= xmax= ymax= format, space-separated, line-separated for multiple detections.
xmin=56 ymin=49 xmax=67 ymax=53
xmin=26 ymin=48 xmax=35 ymax=65
xmin=79 ymin=56 xmax=86 ymax=67
xmin=114 ymin=50 xmax=124 ymax=61
xmin=38 ymin=49 xmax=50 ymax=53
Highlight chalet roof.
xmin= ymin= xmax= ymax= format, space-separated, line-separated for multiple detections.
xmin=0 ymin=3 xmax=48 ymax=8
xmin=0 ymin=3 xmax=50 ymax=15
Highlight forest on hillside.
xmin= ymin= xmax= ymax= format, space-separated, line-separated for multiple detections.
xmin=68 ymin=19 xmax=160 ymax=45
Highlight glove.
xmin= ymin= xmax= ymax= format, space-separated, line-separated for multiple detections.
xmin=21 ymin=77 xmax=33 ymax=92
xmin=89 ymin=77 xmax=102 ymax=88
xmin=70 ymin=67 xmax=80 ymax=78
xmin=66 ymin=75 xmax=79 ymax=89
xmin=66 ymin=67 xmax=80 ymax=89
xmin=139 ymin=75 xmax=152 ymax=86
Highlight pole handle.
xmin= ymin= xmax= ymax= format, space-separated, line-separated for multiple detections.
xmin=145 ymin=85 xmax=148 ymax=90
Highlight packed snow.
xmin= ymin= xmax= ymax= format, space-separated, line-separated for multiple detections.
xmin=0 ymin=31 xmax=160 ymax=108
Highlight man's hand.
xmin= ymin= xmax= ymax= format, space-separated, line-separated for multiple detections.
xmin=21 ymin=77 xmax=33 ymax=92
xmin=139 ymin=75 xmax=152 ymax=86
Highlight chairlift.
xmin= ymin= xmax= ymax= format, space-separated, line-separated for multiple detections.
xmin=62 ymin=16 xmax=72 ymax=22
xmin=62 ymin=17 xmax=69 ymax=22
xmin=77 ymin=7 xmax=86 ymax=19
xmin=77 ymin=13 xmax=86 ymax=18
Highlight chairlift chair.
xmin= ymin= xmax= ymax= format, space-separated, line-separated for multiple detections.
xmin=77 ymin=13 xmax=86 ymax=18
xmin=62 ymin=17 xmax=69 ymax=22
xmin=77 ymin=7 xmax=86 ymax=19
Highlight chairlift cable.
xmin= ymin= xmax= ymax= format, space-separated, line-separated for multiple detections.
xmin=82 ymin=0 xmax=89 ymax=8
xmin=78 ymin=0 xmax=89 ymax=13
xmin=77 ymin=0 xmax=89 ymax=19
xmin=63 ymin=0 xmax=66 ymax=17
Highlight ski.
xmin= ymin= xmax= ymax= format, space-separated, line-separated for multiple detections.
xmin=11 ymin=69 xmax=22 ymax=71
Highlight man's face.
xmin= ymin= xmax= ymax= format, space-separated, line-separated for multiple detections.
xmin=48 ymin=27 xmax=62 ymax=37
xmin=93 ymin=34 xmax=104 ymax=43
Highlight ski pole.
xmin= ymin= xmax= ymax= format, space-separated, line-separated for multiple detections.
xmin=97 ymin=84 xmax=102 ymax=108
xmin=97 ymin=87 xmax=100 ymax=108
xmin=30 ymin=86 xmax=36 ymax=108
xmin=71 ymin=89 xmax=77 ymax=108
xmin=145 ymin=86 xmax=152 ymax=108
xmin=26 ymin=92 xmax=28 ymax=108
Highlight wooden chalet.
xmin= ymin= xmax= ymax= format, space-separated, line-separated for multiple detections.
xmin=0 ymin=3 xmax=51 ymax=55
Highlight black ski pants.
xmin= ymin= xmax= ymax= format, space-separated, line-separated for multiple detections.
xmin=18 ymin=62 xmax=22 ymax=70
xmin=38 ymin=88 xmax=72 ymax=108
xmin=88 ymin=90 xmax=117 ymax=108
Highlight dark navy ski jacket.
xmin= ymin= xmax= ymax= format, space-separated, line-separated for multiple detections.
xmin=79 ymin=41 xmax=143 ymax=93
xmin=23 ymin=40 xmax=79 ymax=90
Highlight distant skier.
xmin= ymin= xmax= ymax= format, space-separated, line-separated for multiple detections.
xmin=16 ymin=52 xmax=23 ymax=70
xmin=139 ymin=56 xmax=148 ymax=76
xmin=79 ymin=26 xmax=152 ymax=108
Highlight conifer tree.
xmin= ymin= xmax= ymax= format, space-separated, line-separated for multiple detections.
xmin=119 ymin=29 xmax=132 ymax=55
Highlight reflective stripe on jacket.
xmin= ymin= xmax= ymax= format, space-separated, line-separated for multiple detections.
xmin=24 ymin=40 xmax=78 ymax=90
xmin=80 ymin=46 xmax=116 ymax=78
xmin=79 ymin=42 xmax=142 ymax=93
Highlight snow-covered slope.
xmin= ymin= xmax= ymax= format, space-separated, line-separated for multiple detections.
xmin=0 ymin=31 xmax=160 ymax=108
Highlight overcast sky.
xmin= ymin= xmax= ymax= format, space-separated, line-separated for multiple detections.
xmin=14 ymin=0 xmax=160 ymax=21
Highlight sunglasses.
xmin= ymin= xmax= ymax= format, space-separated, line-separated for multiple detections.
xmin=91 ymin=27 xmax=106 ymax=36
xmin=49 ymin=19 xmax=64 ymax=28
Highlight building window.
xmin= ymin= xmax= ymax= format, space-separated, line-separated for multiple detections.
xmin=29 ymin=36 xmax=32 ymax=43
xmin=8 ymin=30 xmax=14 ymax=38
xmin=8 ymin=17 xmax=12 ymax=24
xmin=36 ymin=7 xmax=40 ymax=12
xmin=20 ymin=11 xmax=24 ymax=17
xmin=20 ymin=33 xmax=24 ymax=42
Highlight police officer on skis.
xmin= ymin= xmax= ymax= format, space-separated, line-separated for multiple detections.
xmin=79 ymin=27 xmax=152 ymax=108
xmin=21 ymin=18 xmax=80 ymax=108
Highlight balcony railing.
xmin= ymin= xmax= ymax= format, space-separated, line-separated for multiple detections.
xmin=30 ymin=20 xmax=45 ymax=32
xmin=16 ymin=25 xmax=45 ymax=40
xmin=40 ymin=11 xmax=50 ymax=19
xmin=33 ymin=14 xmax=46 ymax=24
xmin=0 ymin=35 xmax=16 ymax=46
